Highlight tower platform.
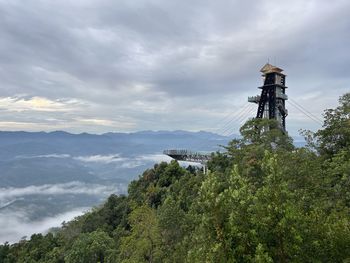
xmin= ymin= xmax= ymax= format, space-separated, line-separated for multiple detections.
xmin=163 ymin=149 xmax=212 ymax=174
xmin=163 ymin=149 xmax=212 ymax=164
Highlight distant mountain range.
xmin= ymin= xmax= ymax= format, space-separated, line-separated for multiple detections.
xmin=0 ymin=130 xmax=232 ymax=161
xmin=0 ymin=130 xmax=234 ymax=243
xmin=0 ymin=129 xmax=234 ymax=188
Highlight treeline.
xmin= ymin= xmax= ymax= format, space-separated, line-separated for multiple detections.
xmin=1 ymin=93 xmax=349 ymax=262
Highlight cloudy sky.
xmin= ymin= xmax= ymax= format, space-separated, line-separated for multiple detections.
xmin=0 ymin=0 xmax=349 ymax=136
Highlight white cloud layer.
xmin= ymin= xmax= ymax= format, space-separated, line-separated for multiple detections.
xmin=74 ymin=154 xmax=125 ymax=164
xmin=15 ymin=154 xmax=71 ymax=160
xmin=0 ymin=96 xmax=81 ymax=112
xmin=0 ymin=208 xmax=88 ymax=244
xmin=0 ymin=182 xmax=123 ymax=203
xmin=73 ymin=153 xmax=197 ymax=168
xmin=0 ymin=152 xmax=202 ymax=244
xmin=14 ymin=153 xmax=180 ymax=167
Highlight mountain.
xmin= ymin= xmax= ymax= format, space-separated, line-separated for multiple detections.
xmin=0 ymin=130 xmax=233 ymax=243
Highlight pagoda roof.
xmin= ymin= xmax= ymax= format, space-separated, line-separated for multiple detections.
xmin=260 ymin=63 xmax=284 ymax=74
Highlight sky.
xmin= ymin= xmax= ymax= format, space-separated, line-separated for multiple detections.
xmin=0 ymin=0 xmax=349 ymax=136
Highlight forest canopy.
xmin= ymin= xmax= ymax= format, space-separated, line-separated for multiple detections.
xmin=1 ymin=93 xmax=349 ymax=263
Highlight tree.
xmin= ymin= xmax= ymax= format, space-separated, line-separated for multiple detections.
xmin=323 ymin=149 xmax=350 ymax=208
xmin=239 ymin=118 xmax=294 ymax=151
xmin=65 ymin=230 xmax=116 ymax=263
xmin=314 ymin=93 xmax=350 ymax=157
xmin=249 ymin=152 xmax=303 ymax=262
xmin=157 ymin=197 xmax=186 ymax=262
xmin=0 ymin=242 xmax=10 ymax=263
xmin=119 ymin=205 xmax=163 ymax=263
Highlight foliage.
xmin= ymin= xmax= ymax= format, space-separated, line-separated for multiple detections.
xmin=119 ymin=205 xmax=162 ymax=263
xmin=304 ymin=93 xmax=350 ymax=158
xmin=65 ymin=231 xmax=116 ymax=263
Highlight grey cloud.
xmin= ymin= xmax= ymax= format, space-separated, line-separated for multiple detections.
xmin=0 ymin=0 xmax=349 ymax=135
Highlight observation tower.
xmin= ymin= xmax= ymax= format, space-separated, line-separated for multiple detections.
xmin=248 ymin=63 xmax=288 ymax=131
xmin=164 ymin=63 xmax=289 ymax=172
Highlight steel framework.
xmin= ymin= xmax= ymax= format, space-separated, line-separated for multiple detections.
xmin=248 ymin=63 xmax=288 ymax=131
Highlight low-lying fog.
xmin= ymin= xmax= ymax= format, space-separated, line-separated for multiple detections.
xmin=0 ymin=153 xmax=202 ymax=243
xmin=0 ymin=130 xmax=230 ymax=243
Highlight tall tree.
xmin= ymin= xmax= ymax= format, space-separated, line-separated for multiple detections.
xmin=315 ymin=93 xmax=350 ymax=157
xmin=65 ymin=231 xmax=116 ymax=263
xmin=119 ymin=206 xmax=162 ymax=263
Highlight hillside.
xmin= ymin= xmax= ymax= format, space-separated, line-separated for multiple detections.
xmin=0 ymin=93 xmax=349 ymax=262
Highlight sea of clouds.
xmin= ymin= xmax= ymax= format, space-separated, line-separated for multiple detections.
xmin=0 ymin=208 xmax=88 ymax=243
xmin=1 ymin=153 xmax=200 ymax=243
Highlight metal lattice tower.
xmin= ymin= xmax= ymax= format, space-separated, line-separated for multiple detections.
xmin=248 ymin=63 xmax=288 ymax=131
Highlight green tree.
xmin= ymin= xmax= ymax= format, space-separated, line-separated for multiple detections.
xmin=157 ymin=197 xmax=187 ymax=263
xmin=65 ymin=230 xmax=116 ymax=263
xmin=314 ymin=93 xmax=350 ymax=157
xmin=119 ymin=205 xmax=162 ymax=263
xmin=249 ymin=152 xmax=303 ymax=262
xmin=239 ymin=118 xmax=294 ymax=151
xmin=0 ymin=242 xmax=10 ymax=263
